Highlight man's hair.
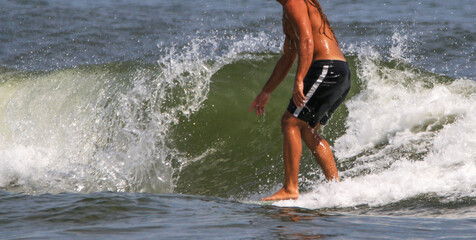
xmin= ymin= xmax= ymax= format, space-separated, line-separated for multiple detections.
xmin=309 ymin=0 xmax=338 ymax=43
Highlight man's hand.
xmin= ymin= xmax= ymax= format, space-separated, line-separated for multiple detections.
xmin=292 ymin=80 xmax=306 ymax=108
xmin=249 ymin=91 xmax=270 ymax=116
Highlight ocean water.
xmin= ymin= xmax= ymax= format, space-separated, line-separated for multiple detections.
xmin=0 ymin=0 xmax=475 ymax=239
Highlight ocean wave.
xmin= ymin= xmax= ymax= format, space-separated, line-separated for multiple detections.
xmin=0 ymin=32 xmax=474 ymax=214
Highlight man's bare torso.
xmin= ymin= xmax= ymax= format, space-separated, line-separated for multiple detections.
xmin=283 ymin=0 xmax=346 ymax=61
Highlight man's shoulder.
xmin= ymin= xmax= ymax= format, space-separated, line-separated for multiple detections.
xmin=284 ymin=0 xmax=308 ymax=12
xmin=284 ymin=0 xmax=309 ymax=18
xmin=285 ymin=0 xmax=308 ymax=6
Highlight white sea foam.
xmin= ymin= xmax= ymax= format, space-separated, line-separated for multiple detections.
xmin=0 ymin=32 xmax=281 ymax=194
xmin=275 ymin=38 xmax=476 ymax=209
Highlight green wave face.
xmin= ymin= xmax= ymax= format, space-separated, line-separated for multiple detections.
xmin=171 ymin=56 xmax=362 ymax=198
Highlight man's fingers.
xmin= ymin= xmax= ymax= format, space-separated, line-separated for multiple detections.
xmin=293 ymin=94 xmax=306 ymax=108
xmin=250 ymin=92 xmax=270 ymax=116
xmin=249 ymin=98 xmax=257 ymax=112
xmin=292 ymin=97 xmax=300 ymax=108
xmin=299 ymin=96 xmax=306 ymax=107
xmin=299 ymin=92 xmax=306 ymax=105
xmin=250 ymin=102 xmax=264 ymax=116
xmin=257 ymin=106 xmax=264 ymax=116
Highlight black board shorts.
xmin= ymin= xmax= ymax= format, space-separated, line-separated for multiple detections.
xmin=287 ymin=60 xmax=351 ymax=128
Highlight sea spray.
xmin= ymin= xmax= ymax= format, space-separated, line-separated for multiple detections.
xmin=275 ymin=37 xmax=476 ymax=209
xmin=0 ymin=67 xmax=111 ymax=193
xmin=0 ymin=32 xmax=282 ymax=194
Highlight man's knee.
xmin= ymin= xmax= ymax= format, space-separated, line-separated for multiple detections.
xmin=281 ymin=112 xmax=291 ymax=129
xmin=281 ymin=112 xmax=300 ymax=131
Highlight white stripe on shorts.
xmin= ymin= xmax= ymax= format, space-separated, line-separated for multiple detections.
xmin=293 ymin=65 xmax=329 ymax=117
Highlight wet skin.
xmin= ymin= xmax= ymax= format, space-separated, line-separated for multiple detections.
xmin=249 ymin=0 xmax=344 ymax=201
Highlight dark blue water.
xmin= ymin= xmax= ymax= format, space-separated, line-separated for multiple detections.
xmin=1 ymin=0 xmax=475 ymax=239
xmin=1 ymin=191 xmax=474 ymax=239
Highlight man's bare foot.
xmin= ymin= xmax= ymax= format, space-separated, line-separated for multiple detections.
xmin=261 ymin=187 xmax=299 ymax=201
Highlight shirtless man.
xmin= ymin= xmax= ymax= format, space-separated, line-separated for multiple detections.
xmin=249 ymin=0 xmax=351 ymax=201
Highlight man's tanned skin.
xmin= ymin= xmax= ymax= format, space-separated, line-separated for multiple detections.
xmin=249 ymin=0 xmax=346 ymax=201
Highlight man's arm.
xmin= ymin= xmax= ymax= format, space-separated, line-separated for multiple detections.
xmin=249 ymin=37 xmax=297 ymax=116
xmin=284 ymin=0 xmax=314 ymax=108
xmin=262 ymin=36 xmax=297 ymax=94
